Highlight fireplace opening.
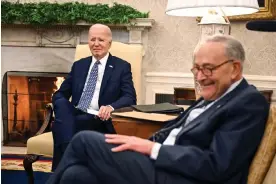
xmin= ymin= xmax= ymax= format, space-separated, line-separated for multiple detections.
xmin=155 ymin=93 xmax=174 ymax=104
xmin=2 ymin=71 xmax=68 ymax=147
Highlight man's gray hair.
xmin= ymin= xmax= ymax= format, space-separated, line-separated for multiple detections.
xmin=193 ymin=35 xmax=245 ymax=65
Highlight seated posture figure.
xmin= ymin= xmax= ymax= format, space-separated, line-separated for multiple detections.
xmin=51 ymin=24 xmax=136 ymax=170
xmin=47 ymin=35 xmax=269 ymax=184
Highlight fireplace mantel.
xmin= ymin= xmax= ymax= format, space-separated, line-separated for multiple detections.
xmin=1 ymin=18 xmax=154 ymax=47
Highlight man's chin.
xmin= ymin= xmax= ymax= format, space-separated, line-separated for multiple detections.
xmin=92 ymin=54 xmax=102 ymax=59
xmin=199 ymin=91 xmax=215 ymax=100
xmin=92 ymin=53 xmax=100 ymax=56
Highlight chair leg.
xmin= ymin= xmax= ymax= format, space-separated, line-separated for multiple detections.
xmin=23 ymin=154 xmax=39 ymax=184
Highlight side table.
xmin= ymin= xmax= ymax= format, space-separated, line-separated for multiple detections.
xmin=112 ymin=116 xmax=165 ymax=139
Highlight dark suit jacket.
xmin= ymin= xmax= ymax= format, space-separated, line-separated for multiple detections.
xmin=154 ymin=79 xmax=269 ymax=184
xmin=52 ymin=54 xmax=136 ymax=109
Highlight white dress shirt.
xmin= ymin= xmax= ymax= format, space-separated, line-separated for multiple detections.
xmin=82 ymin=53 xmax=109 ymax=111
xmin=150 ymin=78 xmax=243 ymax=160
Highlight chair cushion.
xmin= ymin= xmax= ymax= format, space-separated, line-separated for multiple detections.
xmin=26 ymin=132 xmax=53 ymax=157
xmin=248 ymin=105 xmax=276 ymax=184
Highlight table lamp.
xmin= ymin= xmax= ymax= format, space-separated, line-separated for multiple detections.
xmin=165 ymin=0 xmax=260 ymax=98
xmin=166 ymin=0 xmax=259 ymax=39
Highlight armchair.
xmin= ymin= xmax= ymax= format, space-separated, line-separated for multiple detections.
xmin=23 ymin=41 xmax=143 ymax=184
xmin=248 ymin=104 xmax=276 ymax=184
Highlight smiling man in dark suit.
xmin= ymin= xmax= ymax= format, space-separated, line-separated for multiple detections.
xmin=51 ymin=24 xmax=136 ymax=171
xmin=47 ymin=35 xmax=269 ymax=184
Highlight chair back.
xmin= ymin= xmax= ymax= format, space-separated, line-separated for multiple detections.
xmin=74 ymin=42 xmax=143 ymax=104
xmin=248 ymin=105 xmax=276 ymax=184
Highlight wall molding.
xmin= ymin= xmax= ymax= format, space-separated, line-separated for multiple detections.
xmin=145 ymin=72 xmax=276 ymax=104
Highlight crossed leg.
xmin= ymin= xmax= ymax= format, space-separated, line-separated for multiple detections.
xmin=47 ymin=131 xmax=156 ymax=184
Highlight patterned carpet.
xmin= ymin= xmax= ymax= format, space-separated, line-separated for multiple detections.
xmin=2 ymin=154 xmax=52 ymax=172
xmin=1 ymin=154 xmax=52 ymax=184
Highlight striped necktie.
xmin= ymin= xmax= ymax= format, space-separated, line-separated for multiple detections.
xmin=77 ymin=61 xmax=100 ymax=112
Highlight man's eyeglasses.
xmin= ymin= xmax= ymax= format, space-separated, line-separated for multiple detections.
xmin=191 ymin=59 xmax=234 ymax=76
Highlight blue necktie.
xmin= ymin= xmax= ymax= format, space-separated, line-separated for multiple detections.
xmin=77 ymin=61 xmax=100 ymax=112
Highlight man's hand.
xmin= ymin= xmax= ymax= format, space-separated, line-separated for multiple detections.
xmin=98 ymin=105 xmax=113 ymax=120
xmin=105 ymin=134 xmax=155 ymax=155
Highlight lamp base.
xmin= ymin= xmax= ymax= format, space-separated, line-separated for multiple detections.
xmin=199 ymin=15 xmax=231 ymax=42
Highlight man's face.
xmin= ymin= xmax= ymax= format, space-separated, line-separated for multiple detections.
xmin=193 ymin=42 xmax=237 ymax=101
xmin=88 ymin=27 xmax=111 ymax=60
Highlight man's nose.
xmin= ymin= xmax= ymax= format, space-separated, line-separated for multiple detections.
xmin=195 ymin=70 xmax=207 ymax=81
xmin=94 ymin=40 xmax=99 ymax=45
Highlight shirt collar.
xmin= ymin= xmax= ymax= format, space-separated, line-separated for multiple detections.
xmin=214 ymin=77 xmax=244 ymax=103
xmin=92 ymin=52 xmax=109 ymax=67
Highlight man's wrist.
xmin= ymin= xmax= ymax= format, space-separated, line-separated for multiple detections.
xmin=150 ymin=143 xmax=162 ymax=160
xmin=108 ymin=105 xmax=114 ymax=111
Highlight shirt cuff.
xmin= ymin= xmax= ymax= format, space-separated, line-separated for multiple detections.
xmin=108 ymin=105 xmax=114 ymax=111
xmin=150 ymin=143 xmax=162 ymax=160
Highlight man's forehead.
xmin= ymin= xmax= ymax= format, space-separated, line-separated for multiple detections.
xmin=193 ymin=60 xmax=218 ymax=67
xmin=89 ymin=29 xmax=108 ymax=34
xmin=89 ymin=31 xmax=109 ymax=37
xmin=194 ymin=56 xmax=228 ymax=67
xmin=195 ymin=43 xmax=226 ymax=63
xmin=198 ymin=42 xmax=225 ymax=53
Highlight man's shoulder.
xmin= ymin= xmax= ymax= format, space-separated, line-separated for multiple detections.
xmin=241 ymin=84 xmax=263 ymax=98
xmin=109 ymin=55 xmax=130 ymax=66
xmin=230 ymin=79 xmax=260 ymax=98
xmin=74 ymin=56 xmax=91 ymax=64
xmin=215 ymin=80 xmax=268 ymax=110
xmin=231 ymin=83 xmax=268 ymax=106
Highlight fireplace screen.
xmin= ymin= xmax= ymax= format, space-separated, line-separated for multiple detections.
xmin=2 ymin=71 xmax=68 ymax=146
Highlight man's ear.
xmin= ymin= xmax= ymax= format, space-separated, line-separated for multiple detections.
xmin=231 ymin=61 xmax=242 ymax=79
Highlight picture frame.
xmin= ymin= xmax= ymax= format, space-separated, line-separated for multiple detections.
xmin=229 ymin=0 xmax=276 ymax=21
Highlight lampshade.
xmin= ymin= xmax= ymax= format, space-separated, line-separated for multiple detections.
xmin=199 ymin=14 xmax=229 ymax=24
xmin=165 ymin=0 xmax=259 ymax=17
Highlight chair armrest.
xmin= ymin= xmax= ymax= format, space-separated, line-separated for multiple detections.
xmin=35 ymin=103 xmax=53 ymax=136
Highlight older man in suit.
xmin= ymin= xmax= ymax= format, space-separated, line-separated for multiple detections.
xmin=47 ymin=35 xmax=269 ymax=184
xmin=51 ymin=24 xmax=136 ymax=170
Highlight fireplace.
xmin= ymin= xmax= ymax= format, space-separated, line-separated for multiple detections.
xmin=2 ymin=71 xmax=68 ymax=146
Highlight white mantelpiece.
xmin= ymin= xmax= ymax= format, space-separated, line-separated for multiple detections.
xmin=1 ymin=18 xmax=154 ymax=79
xmin=1 ymin=18 xmax=154 ymax=47
xmin=145 ymin=72 xmax=276 ymax=104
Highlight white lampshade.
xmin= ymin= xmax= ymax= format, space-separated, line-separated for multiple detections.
xmin=199 ymin=14 xmax=228 ymax=24
xmin=165 ymin=0 xmax=259 ymax=17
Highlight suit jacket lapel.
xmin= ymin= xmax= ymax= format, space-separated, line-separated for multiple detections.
xmin=161 ymin=99 xmax=203 ymax=129
xmin=77 ymin=57 xmax=92 ymax=100
xmin=99 ymin=54 xmax=114 ymax=96
xmin=177 ymin=78 xmax=249 ymax=136
xmin=179 ymin=102 xmax=222 ymax=135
